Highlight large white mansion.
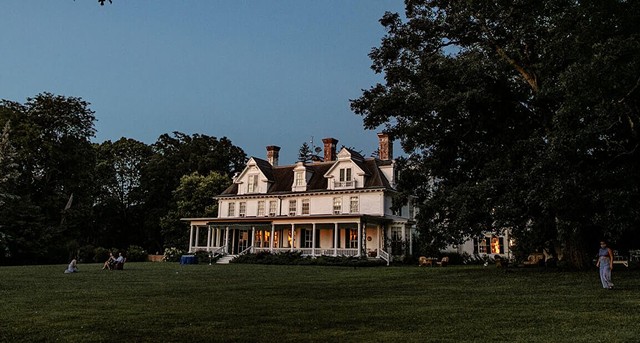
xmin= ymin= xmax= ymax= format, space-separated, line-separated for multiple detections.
xmin=183 ymin=133 xmax=416 ymax=264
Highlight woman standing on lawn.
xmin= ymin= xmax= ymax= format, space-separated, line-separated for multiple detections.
xmin=596 ymin=241 xmax=614 ymax=289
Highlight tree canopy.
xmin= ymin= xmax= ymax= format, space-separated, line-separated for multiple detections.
xmin=352 ymin=0 xmax=640 ymax=268
xmin=0 ymin=93 xmax=246 ymax=265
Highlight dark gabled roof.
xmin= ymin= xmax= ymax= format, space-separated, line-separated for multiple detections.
xmin=220 ymin=157 xmax=392 ymax=197
xmin=253 ymin=157 xmax=275 ymax=182
xmin=364 ymin=159 xmax=392 ymax=188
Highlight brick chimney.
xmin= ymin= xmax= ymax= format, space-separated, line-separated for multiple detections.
xmin=377 ymin=132 xmax=393 ymax=161
xmin=266 ymin=145 xmax=280 ymax=166
xmin=322 ymin=138 xmax=338 ymax=162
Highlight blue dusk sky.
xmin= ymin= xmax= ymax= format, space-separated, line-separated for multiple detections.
xmin=0 ymin=1 xmax=405 ymax=164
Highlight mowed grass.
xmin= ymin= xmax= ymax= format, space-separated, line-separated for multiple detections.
xmin=1 ymin=263 xmax=639 ymax=343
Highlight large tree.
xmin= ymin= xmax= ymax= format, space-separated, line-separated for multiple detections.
xmin=160 ymin=171 xmax=231 ymax=249
xmin=141 ymin=132 xmax=246 ymax=251
xmin=0 ymin=93 xmax=97 ymax=264
xmin=92 ymin=138 xmax=153 ymax=248
xmin=352 ymin=0 xmax=640 ymax=268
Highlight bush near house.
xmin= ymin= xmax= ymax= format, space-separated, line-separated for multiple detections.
xmin=231 ymin=252 xmax=387 ymax=267
xmin=125 ymin=245 xmax=148 ymax=262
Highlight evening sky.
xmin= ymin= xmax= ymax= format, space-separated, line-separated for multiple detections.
xmin=0 ymin=1 xmax=405 ymax=163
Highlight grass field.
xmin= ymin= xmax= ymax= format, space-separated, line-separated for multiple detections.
xmin=1 ymin=262 xmax=638 ymax=343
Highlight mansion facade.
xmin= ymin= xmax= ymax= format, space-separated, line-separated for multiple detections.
xmin=183 ymin=133 xmax=415 ymax=264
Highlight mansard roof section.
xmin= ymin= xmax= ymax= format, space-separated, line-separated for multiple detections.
xmin=218 ymin=157 xmax=393 ymax=197
xmin=364 ymin=159 xmax=392 ymax=189
xmin=323 ymin=148 xmax=370 ymax=179
xmin=234 ymin=157 xmax=274 ymax=183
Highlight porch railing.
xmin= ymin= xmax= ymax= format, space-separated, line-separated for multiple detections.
xmin=210 ymin=246 xmax=225 ymax=257
xmin=378 ymin=249 xmax=390 ymax=266
xmin=239 ymin=246 xmax=253 ymax=256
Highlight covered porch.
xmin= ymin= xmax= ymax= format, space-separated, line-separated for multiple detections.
xmin=185 ymin=215 xmax=395 ymax=263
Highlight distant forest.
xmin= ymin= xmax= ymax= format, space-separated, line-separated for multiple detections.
xmin=0 ymin=93 xmax=246 ymax=265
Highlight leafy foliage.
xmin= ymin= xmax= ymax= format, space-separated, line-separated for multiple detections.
xmin=352 ymin=0 xmax=640 ymax=268
xmin=0 ymin=93 xmax=246 ymax=265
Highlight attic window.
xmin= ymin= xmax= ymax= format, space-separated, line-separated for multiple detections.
xmin=335 ymin=168 xmax=355 ymax=188
xmin=247 ymin=174 xmax=259 ymax=193
xmin=339 ymin=168 xmax=352 ymax=182
xmin=295 ymin=171 xmax=304 ymax=186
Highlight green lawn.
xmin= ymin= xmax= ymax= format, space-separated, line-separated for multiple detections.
xmin=1 ymin=263 xmax=638 ymax=342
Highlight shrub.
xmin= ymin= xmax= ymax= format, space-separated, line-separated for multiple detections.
xmin=77 ymin=244 xmax=95 ymax=263
xmin=93 ymin=247 xmax=112 ymax=263
xmin=126 ymin=245 xmax=148 ymax=262
xmin=230 ymin=252 xmax=387 ymax=267
xmin=163 ymin=247 xmax=184 ymax=262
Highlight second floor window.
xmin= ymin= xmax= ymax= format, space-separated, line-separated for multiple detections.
xmin=289 ymin=200 xmax=297 ymax=216
xmin=333 ymin=197 xmax=342 ymax=215
xmin=301 ymin=199 xmax=310 ymax=215
xmin=228 ymin=202 xmax=235 ymax=217
xmin=257 ymin=201 xmax=265 ymax=216
xmin=247 ymin=174 xmax=258 ymax=193
xmin=349 ymin=196 xmax=359 ymax=213
xmin=239 ymin=202 xmax=246 ymax=217
xmin=269 ymin=200 xmax=277 ymax=216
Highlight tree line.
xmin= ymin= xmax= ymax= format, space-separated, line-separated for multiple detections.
xmin=0 ymin=93 xmax=246 ymax=265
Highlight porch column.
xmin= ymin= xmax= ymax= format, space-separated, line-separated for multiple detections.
xmin=194 ymin=227 xmax=200 ymax=251
xmin=290 ymin=224 xmax=295 ymax=252
xmin=270 ymin=224 xmax=275 ymax=253
xmin=251 ymin=226 xmax=256 ymax=253
xmin=312 ymin=223 xmax=316 ymax=256
xmin=408 ymin=225 xmax=413 ymax=255
xmin=207 ymin=226 xmax=212 ymax=251
xmin=361 ymin=222 xmax=367 ymax=257
xmin=333 ymin=223 xmax=338 ymax=256
xmin=357 ymin=220 xmax=362 ymax=257
xmin=377 ymin=225 xmax=381 ymax=255
xmin=225 ymin=226 xmax=230 ymax=254
xmin=189 ymin=225 xmax=194 ymax=253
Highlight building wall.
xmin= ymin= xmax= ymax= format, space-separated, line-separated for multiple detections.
xmin=218 ymin=191 xmax=388 ymax=218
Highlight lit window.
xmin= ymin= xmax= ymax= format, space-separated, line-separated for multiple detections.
xmin=239 ymin=202 xmax=246 ymax=217
xmin=269 ymin=200 xmax=277 ymax=216
xmin=349 ymin=229 xmax=358 ymax=248
xmin=333 ymin=197 xmax=342 ymax=214
xmin=228 ymin=202 xmax=235 ymax=217
xmin=301 ymin=199 xmax=310 ymax=215
xmin=257 ymin=201 xmax=265 ymax=216
xmin=289 ymin=200 xmax=297 ymax=216
xmin=349 ymin=196 xmax=359 ymax=213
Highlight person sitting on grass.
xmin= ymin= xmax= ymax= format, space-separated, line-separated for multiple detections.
xmin=64 ymin=258 xmax=78 ymax=273
xmin=102 ymin=252 xmax=116 ymax=270
xmin=113 ymin=252 xmax=125 ymax=269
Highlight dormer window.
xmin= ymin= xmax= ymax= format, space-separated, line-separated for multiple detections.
xmin=247 ymin=174 xmax=259 ymax=193
xmin=295 ymin=171 xmax=304 ymax=187
xmin=335 ymin=168 xmax=354 ymax=188
xmin=340 ymin=168 xmax=352 ymax=182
